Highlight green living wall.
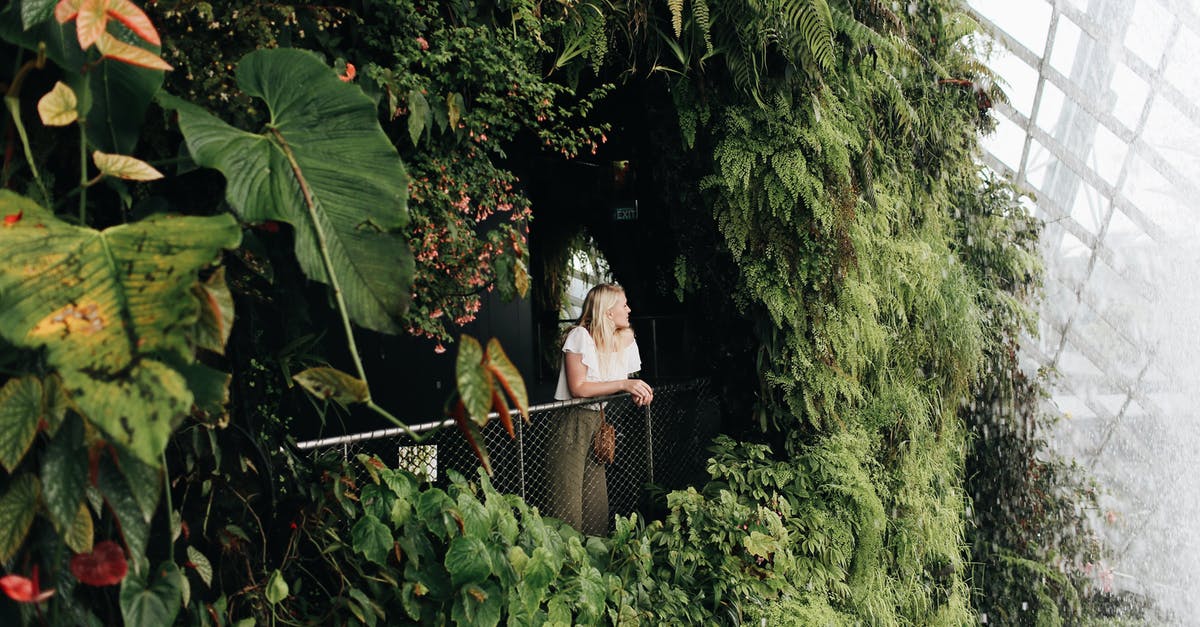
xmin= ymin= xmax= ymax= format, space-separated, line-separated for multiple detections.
xmin=0 ymin=0 xmax=1138 ymax=624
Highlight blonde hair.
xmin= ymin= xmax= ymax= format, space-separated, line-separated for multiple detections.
xmin=575 ymin=283 xmax=625 ymax=375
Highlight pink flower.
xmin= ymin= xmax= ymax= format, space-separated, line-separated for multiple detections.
xmin=434 ymin=343 xmax=446 ymax=354
xmin=416 ymin=37 xmax=429 ymax=50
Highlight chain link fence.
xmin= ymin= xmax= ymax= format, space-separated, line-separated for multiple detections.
xmin=296 ymin=379 xmax=717 ymax=530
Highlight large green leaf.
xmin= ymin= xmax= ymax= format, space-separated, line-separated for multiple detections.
xmin=164 ymin=48 xmax=413 ymax=334
xmin=0 ymin=192 xmax=241 ymax=464
xmin=0 ymin=8 xmax=165 ymax=154
xmin=0 ymin=376 xmax=42 ymax=472
xmin=351 ymin=514 xmax=394 ymax=567
xmin=445 ymin=536 xmax=492 ymax=587
xmin=120 ymin=561 xmax=183 ymax=627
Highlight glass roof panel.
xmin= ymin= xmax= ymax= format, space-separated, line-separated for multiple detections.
xmin=969 ymin=0 xmax=1200 ymax=617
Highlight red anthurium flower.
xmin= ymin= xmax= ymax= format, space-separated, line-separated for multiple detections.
xmin=3 ymin=211 xmax=21 ymax=227
xmin=70 ymin=541 xmax=128 ymax=587
xmin=0 ymin=567 xmax=55 ymax=603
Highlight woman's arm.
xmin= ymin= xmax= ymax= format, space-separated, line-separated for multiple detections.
xmin=563 ymin=351 xmax=654 ymax=405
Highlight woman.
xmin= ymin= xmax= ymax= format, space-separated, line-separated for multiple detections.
xmin=547 ymin=283 xmax=653 ymax=535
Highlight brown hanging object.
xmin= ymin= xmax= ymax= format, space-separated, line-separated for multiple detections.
xmin=592 ymin=405 xmax=615 ymax=464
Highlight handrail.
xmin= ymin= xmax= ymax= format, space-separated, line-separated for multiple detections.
xmin=294 ymin=391 xmax=634 ymax=451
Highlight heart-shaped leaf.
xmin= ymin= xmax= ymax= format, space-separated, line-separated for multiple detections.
xmin=164 ymin=48 xmax=413 ymax=334
xmin=120 ymin=561 xmax=183 ymax=626
xmin=0 ymin=377 xmax=42 ymax=472
xmin=445 ymin=536 xmax=492 ymax=587
xmin=93 ymin=150 xmax=164 ymax=180
xmin=0 ymin=192 xmax=241 ymax=464
xmin=351 ymin=514 xmax=393 ymax=567
xmin=0 ymin=474 xmax=40 ymax=562
xmin=37 ymin=81 xmax=78 ymax=126
xmin=265 ymin=569 xmax=288 ymax=605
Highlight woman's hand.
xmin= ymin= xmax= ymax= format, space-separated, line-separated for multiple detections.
xmin=624 ymin=378 xmax=654 ymax=406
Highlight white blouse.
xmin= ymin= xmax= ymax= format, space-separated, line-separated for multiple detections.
xmin=554 ymin=326 xmax=642 ymax=400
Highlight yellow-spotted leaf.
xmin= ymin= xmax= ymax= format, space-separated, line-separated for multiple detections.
xmin=293 ymin=367 xmax=369 ymax=405
xmin=37 ymin=81 xmax=78 ymax=126
xmin=93 ymin=150 xmax=164 ymax=181
xmin=0 ymin=191 xmax=241 ymax=464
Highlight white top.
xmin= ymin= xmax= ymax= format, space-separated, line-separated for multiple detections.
xmin=554 ymin=326 xmax=642 ymax=400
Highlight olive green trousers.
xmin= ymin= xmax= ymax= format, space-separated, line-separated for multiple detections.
xmin=545 ymin=406 xmax=609 ymax=536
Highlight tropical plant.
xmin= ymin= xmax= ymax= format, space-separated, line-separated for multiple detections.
xmin=0 ymin=4 xmax=418 ymax=623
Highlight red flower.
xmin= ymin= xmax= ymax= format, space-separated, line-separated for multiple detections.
xmin=70 ymin=541 xmax=128 ymax=586
xmin=339 ymin=62 xmax=356 ymax=82
xmin=0 ymin=567 xmax=54 ymax=603
xmin=3 ymin=211 xmax=21 ymax=227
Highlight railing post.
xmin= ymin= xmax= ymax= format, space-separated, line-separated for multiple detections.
xmin=644 ymin=403 xmax=654 ymax=484
xmin=517 ymin=411 xmax=527 ymax=500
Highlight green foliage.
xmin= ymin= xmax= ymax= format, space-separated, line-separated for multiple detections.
xmin=164 ymin=48 xmax=414 ymax=335
xmin=0 ymin=1 xmax=1134 ymax=625
xmin=0 ymin=192 xmax=241 ymax=464
xmin=268 ymin=457 xmax=695 ymax=625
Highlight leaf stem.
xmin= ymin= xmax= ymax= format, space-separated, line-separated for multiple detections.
xmin=162 ymin=451 xmax=175 ymax=563
xmin=3 ymin=95 xmax=49 ymax=202
xmin=78 ymin=121 xmax=87 ymax=224
xmin=268 ymin=128 xmax=422 ymax=441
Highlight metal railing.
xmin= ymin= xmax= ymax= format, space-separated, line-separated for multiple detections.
xmin=296 ymin=379 xmax=715 ymax=530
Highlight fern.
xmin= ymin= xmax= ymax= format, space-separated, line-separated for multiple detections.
xmin=668 ymin=0 xmax=684 ymax=37
xmin=693 ymin=0 xmax=713 ymax=53
xmin=782 ymin=0 xmax=837 ymax=72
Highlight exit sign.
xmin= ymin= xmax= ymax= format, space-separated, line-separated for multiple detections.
xmin=612 ymin=202 xmax=638 ymax=221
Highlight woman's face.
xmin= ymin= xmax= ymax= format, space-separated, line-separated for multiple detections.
xmin=607 ymin=292 xmax=631 ymax=329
